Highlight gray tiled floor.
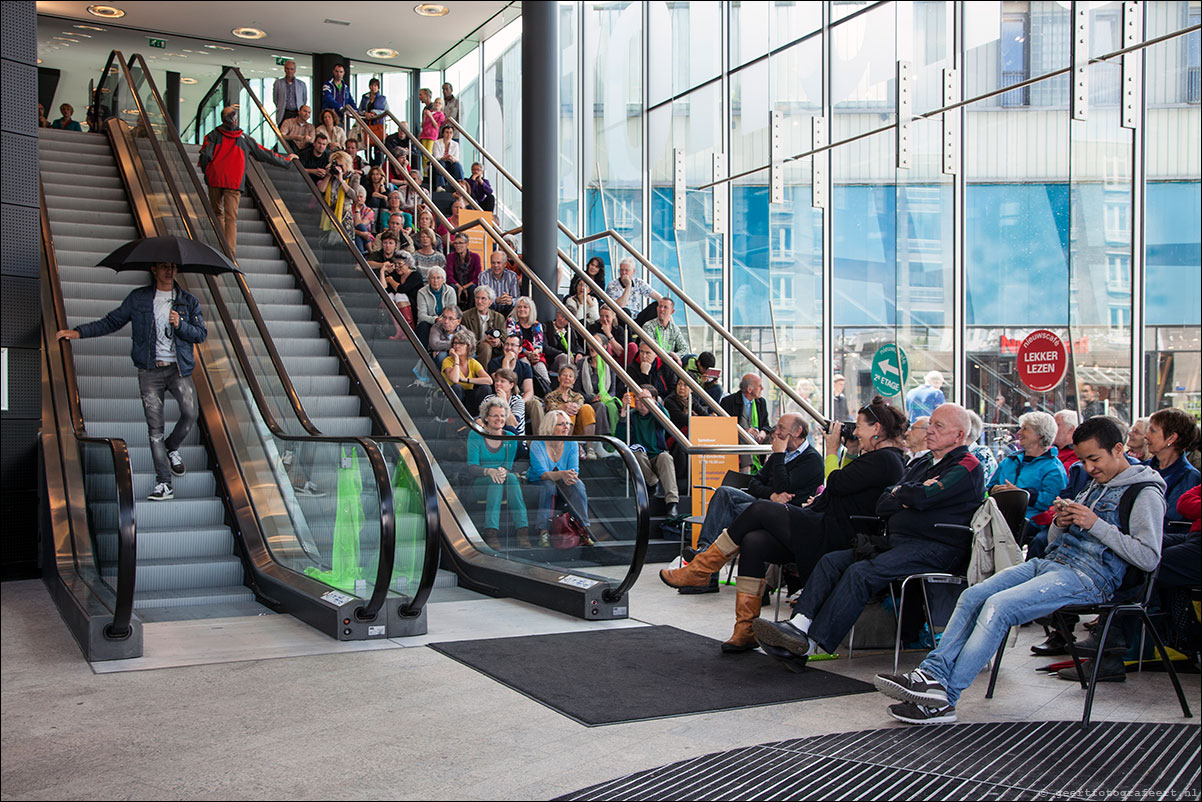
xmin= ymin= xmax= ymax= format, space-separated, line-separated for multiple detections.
xmin=2 ymin=566 xmax=1198 ymax=801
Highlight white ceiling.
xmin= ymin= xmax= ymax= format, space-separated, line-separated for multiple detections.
xmin=36 ymin=0 xmax=515 ymax=134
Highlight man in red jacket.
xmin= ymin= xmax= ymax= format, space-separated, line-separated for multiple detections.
xmin=198 ymin=106 xmax=296 ymax=257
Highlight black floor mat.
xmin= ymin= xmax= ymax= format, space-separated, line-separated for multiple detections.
xmin=427 ymin=625 xmax=874 ymax=726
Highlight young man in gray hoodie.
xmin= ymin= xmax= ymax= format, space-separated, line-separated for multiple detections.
xmin=873 ymin=415 xmax=1165 ymax=724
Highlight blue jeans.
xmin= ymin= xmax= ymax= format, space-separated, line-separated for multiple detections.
xmin=536 ymin=478 xmax=589 ymax=531
xmin=796 ymin=537 xmax=968 ymax=654
xmin=137 ymin=365 xmax=198 ymax=485
xmin=697 ymin=486 xmax=757 ymax=549
xmin=474 ymin=475 xmax=528 ymax=530
xmin=918 ymin=558 xmax=1107 ymax=706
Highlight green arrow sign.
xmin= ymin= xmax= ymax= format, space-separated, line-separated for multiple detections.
xmin=871 ymin=344 xmax=910 ymax=397
xmin=147 ymin=38 xmax=166 ymax=49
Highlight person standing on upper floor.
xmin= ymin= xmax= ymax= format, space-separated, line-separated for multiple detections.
xmin=640 ymin=297 xmax=688 ymax=364
xmin=51 ymin=103 xmax=82 ymax=131
xmin=721 ymin=374 xmax=773 ymax=472
xmin=441 ymin=82 xmax=460 ymax=131
xmin=605 ymin=258 xmax=662 ymax=319
xmin=905 ymin=370 xmax=946 ymax=423
xmin=279 ymin=104 xmax=315 ymax=150
xmin=358 ymin=77 xmax=388 ymax=160
xmin=321 ymin=63 xmax=353 ymax=120
xmin=1078 ymin=382 xmax=1106 ymax=419
xmin=197 ymin=106 xmax=297 ymax=259
xmin=987 ymin=411 xmax=1068 ymax=522
xmin=831 ymin=373 xmax=851 ymax=422
xmin=1145 ymin=407 xmax=1201 ymax=533
xmin=56 ymin=262 xmax=207 ymax=502
xmin=1052 ymin=409 xmax=1081 ymax=472
xmin=272 ymin=60 xmax=307 ymax=125
xmin=38 ymin=103 xmax=50 ymax=128
xmin=420 ymin=97 xmax=446 ymax=156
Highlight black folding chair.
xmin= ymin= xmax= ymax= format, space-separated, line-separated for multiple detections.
xmin=986 ymin=565 xmax=1194 ymax=730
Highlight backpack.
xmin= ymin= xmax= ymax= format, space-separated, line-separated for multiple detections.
xmin=1117 ymin=481 xmax=1162 ymax=534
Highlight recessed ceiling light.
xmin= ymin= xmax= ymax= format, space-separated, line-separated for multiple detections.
xmin=181 ymin=77 xmax=198 ymax=84
xmin=232 ymin=27 xmax=265 ymax=39
xmin=366 ymin=47 xmax=398 ymax=59
xmin=166 ymin=52 xmax=187 ymax=57
xmin=37 ymin=58 xmax=43 ymax=64
xmin=204 ymin=44 xmax=234 ymax=51
xmin=75 ymin=23 xmax=105 ymax=31
xmin=414 ymin=4 xmax=450 ymax=17
xmin=53 ymin=37 xmax=80 ymax=42
xmin=65 ymin=31 xmax=93 ymax=37
xmin=86 ymin=5 xmax=125 ymax=18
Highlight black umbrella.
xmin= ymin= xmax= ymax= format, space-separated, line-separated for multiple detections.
xmin=97 ymin=236 xmax=241 ymax=275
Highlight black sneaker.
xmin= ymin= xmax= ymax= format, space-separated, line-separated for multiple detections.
xmin=874 ymin=668 xmax=949 ymax=706
xmin=147 ymin=482 xmax=174 ymax=501
xmin=888 ymin=701 xmax=957 ymax=725
xmin=168 ymin=450 xmax=186 ymax=476
xmin=751 ymin=618 xmax=811 ymax=657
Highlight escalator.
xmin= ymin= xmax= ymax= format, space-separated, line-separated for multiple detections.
xmin=181 ymin=64 xmax=652 ymax=620
xmin=39 ymin=53 xmax=439 ymax=661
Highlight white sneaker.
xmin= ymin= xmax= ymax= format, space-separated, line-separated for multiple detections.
xmin=168 ymin=450 xmax=186 ymax=476
xmin=294 ymin=481 xmax=326 ymax=498
xmin=147 ymin=482 xmax=174 ymax=501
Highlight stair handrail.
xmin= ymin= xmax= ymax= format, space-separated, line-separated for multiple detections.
xmin=39 ymin=176 xmax=138 ymax=641
xmin=423 ymin=111 xmax=830 ymax=432
xmin=377 ymin=108 xmax=797 ymax=443
xmin=353 ymin=105 xmax=774 ymax=456
xmin=104 ymin=51 xmax=398 ymax=620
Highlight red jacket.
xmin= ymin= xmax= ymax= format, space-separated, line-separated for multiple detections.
xmin=198 ymin=126 xmax=292 ymax=190
xmin=1178 ymin=484 xmax=1201 ymax=533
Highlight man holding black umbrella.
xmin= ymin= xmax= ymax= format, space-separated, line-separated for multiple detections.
xmin=57 ymin=261 xmax=207 ymax=501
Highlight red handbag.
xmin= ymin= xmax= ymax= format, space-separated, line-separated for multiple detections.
xmin=550 ymin=511 xmax=586 ymax=549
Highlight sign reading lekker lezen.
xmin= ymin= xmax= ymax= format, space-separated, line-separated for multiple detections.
xmin=1017 ymin=329 xmax=1067 ymax=393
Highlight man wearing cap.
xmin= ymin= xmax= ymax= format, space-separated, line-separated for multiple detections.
xmin=198 ymin=106 xmax=297 ymax=257
xmin=56 ymin=262 xmax=207 ymax=502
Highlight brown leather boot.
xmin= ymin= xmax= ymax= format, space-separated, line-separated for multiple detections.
xmin=721 ymin=576 xmax=765 ymax=654
xmin=514 ymin=526 xmax=531 ymax=549
xmin=659 ymin=531 xmax=738 ymax=589
xmin=481 ymin=528 xmax=502 ymax=550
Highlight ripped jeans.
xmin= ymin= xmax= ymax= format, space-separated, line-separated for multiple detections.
xmin=137 ymin=365 xmax=199 ymax=484
xmin=918 ymin=558 xmax=1107 ymax=706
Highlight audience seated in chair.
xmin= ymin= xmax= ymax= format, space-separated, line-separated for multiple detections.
xmin=482 ymin=368 xmax=526 ymax=436
xmin=545 ymin=364 xmax=606 ymax=456
xmin=720 ymin=373 xmax=773 ymax=472
xmin=414 ymin=266 xmax=458 ymax=348
xmin=616 ymin=385 xmax=680 ymax=519
xmin=871 ymin=415 xmax=1165 ymax=724
xmin=747 ymin=403 xmax=984 ymax=666
xmin=440 ymin=329 xmax=490 ymax=412
xmin=479 ymin=250 xmax=520 ymax=316
xmin=662 ymin=398 xmax=907 ymax=650
xmin=463 ymin=286 xmax=507 ymax=366
xmin=987 ymin=410 xmax=1068 ymax=524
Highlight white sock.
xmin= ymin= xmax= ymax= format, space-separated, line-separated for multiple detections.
xmin=805 ymin=639 xmax=819 ymax=657
xmin=786 ymin=614 xmax=812 ymax=635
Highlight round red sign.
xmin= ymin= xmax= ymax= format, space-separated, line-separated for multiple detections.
xmin=1017 ymin=329 xmax=1067 ymax=393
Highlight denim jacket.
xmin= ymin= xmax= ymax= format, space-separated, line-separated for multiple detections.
xmin=75 ymin=283 xmax=207 ymax=376
xmin=1046 ymin=464 xmax=1165 ymax=597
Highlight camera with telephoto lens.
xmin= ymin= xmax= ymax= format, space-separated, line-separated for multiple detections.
xmin=839 ymin=420 xmax=857 ymax=443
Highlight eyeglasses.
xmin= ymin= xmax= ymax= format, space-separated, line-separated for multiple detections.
xmin=859 ymin=403 xmax=883 ymax=426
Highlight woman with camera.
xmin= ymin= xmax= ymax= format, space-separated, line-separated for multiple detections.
xmin=661 ymin=396 xmax=908 ymax=654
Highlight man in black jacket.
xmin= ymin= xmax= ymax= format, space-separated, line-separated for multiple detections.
xmin=753 ymin=403 xmax=984 ymax=667
xmin=721 ymin=374 xmax=772 ymax=471
xmin=693 ymin=413 xmax=824 ymax=553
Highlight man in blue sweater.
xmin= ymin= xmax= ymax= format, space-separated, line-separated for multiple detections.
xmin=56 ymin=263 xmax=207 ymax=501
xmin=753 ymin=403 xmax=984 ymax=668
xmin=873 ymin=415 xmax=1165 ymax=724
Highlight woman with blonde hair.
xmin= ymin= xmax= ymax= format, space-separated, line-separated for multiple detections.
xmin=528 ymin=410 xmax=594 ymax=548
xmin=506 ymin=296 xmax=551 ymax=393
xmin=317 ymin=150 xmax=355 ymax=239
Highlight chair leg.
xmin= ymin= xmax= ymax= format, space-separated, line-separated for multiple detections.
xmin=1082 ymin=610 xmax=1120 ymax=730
xmin=1138 ymin=609 xmax=1194 ymax=719
xmin=893 ymin=578 xmax=911 ymax=675
xmin=985 ymin=628 xmax=1009 ymax=699
xmin=1055 ymin=611 xmax=1089 ymax=689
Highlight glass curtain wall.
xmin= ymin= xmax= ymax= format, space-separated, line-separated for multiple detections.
xmin=454 ymin=0 xmax=1201 ymax=431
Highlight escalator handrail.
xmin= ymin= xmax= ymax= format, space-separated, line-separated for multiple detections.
xmin=122 ymin=53 xmax=322 ymax=438
xmin=212 ymin=67 xmax=657 ymax=596
xmin=365 ymin=107 xmax=774 ymax=450
xmin=427 ymin=110 xmax=830 ymax=431
xmin=105 ymin=52 xmax=397 ymax=620
xmin=39 ymin=178 xmax=137 ymax=640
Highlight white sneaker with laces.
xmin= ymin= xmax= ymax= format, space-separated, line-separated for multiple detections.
xmin=168 ymin=450 xmax=186 ymax=476
xmin=147 ymin=482 xmax=174 ymax=501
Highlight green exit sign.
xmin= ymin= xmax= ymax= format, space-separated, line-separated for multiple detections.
xmin=147 ymin=38 xmax=166 ymax=49
xmin=274 ymin=56 xmax=291 ymax=66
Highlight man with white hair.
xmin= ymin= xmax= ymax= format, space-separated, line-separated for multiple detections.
xmin=906 ymin=369 xmax=946 ymax=423
xmin=754 ymin=403 xmax=986 ymax=669
xmin=1052 ymin=409 xmax=1081 ymax=471
xmin=605 ymin=258 xmax=662 ymax=317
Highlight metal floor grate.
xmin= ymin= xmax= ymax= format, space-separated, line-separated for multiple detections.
xmin=558 ymin=721 xmax=1200 ymax=801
